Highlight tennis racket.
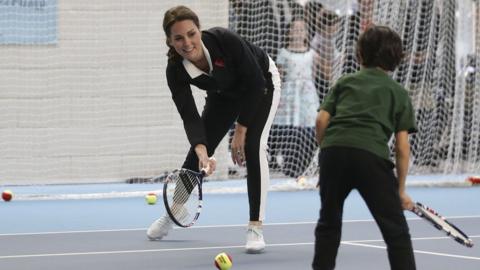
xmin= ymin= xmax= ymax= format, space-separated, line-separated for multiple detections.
xmin=162 ymin=168 xmax=206 ymax=228
xmin=411 ymin=202 xmax=474 ymax=247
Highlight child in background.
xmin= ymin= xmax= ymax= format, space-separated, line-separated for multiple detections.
xmin=269 ymin=17 xmax=319 ymax=179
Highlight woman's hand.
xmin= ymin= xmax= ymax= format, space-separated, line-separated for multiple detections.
xmin=194 ymin=144 xmax=216 ymax=176
xmin=231 ymin=123 xmax=247 ymax=166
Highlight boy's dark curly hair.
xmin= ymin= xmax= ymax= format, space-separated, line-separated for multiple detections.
xmin=356 ymin=25 xmax=404 ymax=71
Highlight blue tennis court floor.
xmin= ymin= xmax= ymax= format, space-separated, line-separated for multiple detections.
xmin=0 ymin=183 xmax=479 ymax=269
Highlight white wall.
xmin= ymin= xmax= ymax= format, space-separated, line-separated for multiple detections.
xmin=0 ymin=0 xmax=229 ymax=184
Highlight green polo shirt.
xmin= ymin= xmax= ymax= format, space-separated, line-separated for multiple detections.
xmin=320 ymin=67 xmax=417 ymax=160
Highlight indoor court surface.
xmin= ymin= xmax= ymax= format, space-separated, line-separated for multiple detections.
xmin=1 ymin=183 xmax=479 ymax=270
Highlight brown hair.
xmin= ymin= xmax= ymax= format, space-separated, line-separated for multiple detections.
xmin=163 ymin=6 xmax=201 ymax=62
xmin=356 ymin=25 xmax=404 ymax=71
xmin=284 ymin=17 xmax=309 ymax=48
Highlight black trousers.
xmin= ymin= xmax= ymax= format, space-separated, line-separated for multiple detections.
xmin=182 ymin=88 xmax=276 ymax=221
xmin=313 ymin=146 xmax=416 ymax=270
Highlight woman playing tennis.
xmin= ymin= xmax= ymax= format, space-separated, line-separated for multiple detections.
xmin=147 ymin=5 xmax=281 ymax=254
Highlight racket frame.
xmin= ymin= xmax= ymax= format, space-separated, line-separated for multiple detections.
xmin=412 ymin=202 xmax=474 ymax=248
xmin=162 ymin=168 xmax=205 ymax=228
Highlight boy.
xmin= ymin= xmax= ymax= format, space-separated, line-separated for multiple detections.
xmin=313 ymin=25 xmax=417 ymax=270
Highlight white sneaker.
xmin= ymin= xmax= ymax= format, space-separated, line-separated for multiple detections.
xmin=146 ymin=215 xmax=173 ymax=240
xmin=245 ymin=225 xmax=266 ymax=253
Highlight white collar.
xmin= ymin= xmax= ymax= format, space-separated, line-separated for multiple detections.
xmin=182 ymin=41 xmax=213 ymax=78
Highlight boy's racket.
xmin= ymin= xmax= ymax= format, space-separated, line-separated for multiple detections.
xmin=411 ymin=202 xmax=474 ymax=247
xmin=162 ymin=168 xmax=206 ymax=228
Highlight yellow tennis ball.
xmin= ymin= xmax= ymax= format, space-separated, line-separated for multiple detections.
xmin=214 ymin=252 xmax=232 ymax=270
xmin=296 ymin=176 xmax=307 ymax=187
xmin=145 ymin=193 xmax=157 ymax=205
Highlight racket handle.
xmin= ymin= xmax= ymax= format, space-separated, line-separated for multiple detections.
xmin=411 ymin=203 xmax=422 ymax=216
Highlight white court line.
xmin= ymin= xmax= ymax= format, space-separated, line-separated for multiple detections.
xmin=0 ymin=231 xmax=479 ymax=260
xmin=0 ymin=219 xmax=397 ymax=237
xmin=0 ymin=245 xmax=246 ymax=259
xmin=0 ymin=221 xmax=319 ymax=237
xmin=342 ymin=241 xmax=480 ymax=261
xmin=1 ymin=218 xmax=478 ymax=260
xmin=0 ymin=228 xmax=144 ymax=237
xmin=0 ymin=243 xmax=315 ymax=260
xmin=349 ymin=235 xmax=480 ymax=243
xmin=1 ymin=215 xmax=480 ymax=237
xmin=1 ymin=238 xmax=479 ymax=261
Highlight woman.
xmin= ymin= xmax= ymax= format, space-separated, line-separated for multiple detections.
xmin=147 ymin=6 xmax=281 ymax=254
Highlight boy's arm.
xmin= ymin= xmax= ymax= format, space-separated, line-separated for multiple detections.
xmin=395 ymin=130 xmax=414 ymax=210
xmin=315 ymin=109 xmax=331 ymax=145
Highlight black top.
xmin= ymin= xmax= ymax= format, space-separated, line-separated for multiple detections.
xmin=166 ymin=27 xmax=271 ymax=148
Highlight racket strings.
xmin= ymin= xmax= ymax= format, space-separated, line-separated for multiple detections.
xmin=172 ymin=173 xmax=198 ymax=204
xmin=170 ymin=202 xmax=191 ymax=223
xmin=166 ymin=171 xmax=200 ymax=225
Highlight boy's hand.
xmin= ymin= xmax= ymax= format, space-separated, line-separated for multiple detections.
xmin=399 ymin=191 xmax=414 ymax=211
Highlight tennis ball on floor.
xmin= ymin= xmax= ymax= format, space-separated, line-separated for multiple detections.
xmin=467 ymin=175 xmax=480 ymax=185
xmin=296 ymin=176 xmax=307 ymax=186
xmin=2 ymin=190 xmax=13 ymax=202
xmin=145 ymin=193 xmax=157 ymax=205
xmin=214 ymin=252 xmax=232 ymax=270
